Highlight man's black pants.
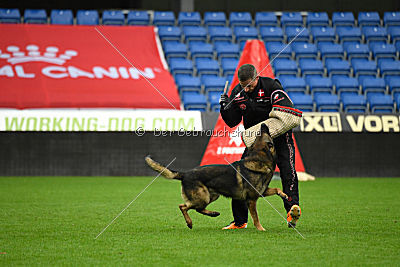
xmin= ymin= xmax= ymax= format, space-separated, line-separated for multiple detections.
xmin=232 ymin=131 xmax=300 ymax=225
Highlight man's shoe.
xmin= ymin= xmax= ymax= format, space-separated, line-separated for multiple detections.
xmin=222 ymin=221 xmax=248 ymax=230
xmin=287 ymin=205 xmax=301 ymax=228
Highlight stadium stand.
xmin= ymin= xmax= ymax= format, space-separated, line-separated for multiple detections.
xmin=24 ymin=9 xmax=47 ymax=24
xmin=50 ymin=9 xmax=73 ymax=25
xmin=76 ymin=10 xmax=99 ymax=25
xmin=102 ymin=10 xmax=125 ymax=25
xmin=127 ymin=11 xmax=150 ymax=25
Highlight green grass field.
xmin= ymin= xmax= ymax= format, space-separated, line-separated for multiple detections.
xmin=1 ymin=177 xmax=399 ymax=266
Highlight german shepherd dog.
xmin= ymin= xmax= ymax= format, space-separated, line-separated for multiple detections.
xmin=145 ymin=124 xmax=288 ymax=231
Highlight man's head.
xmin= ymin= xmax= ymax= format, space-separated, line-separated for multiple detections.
xmin=238 ymin=64 xmax=259 ymax=93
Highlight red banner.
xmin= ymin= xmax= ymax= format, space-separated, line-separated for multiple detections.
xmin=200 ymin=40 xmax=306 ymax=173
xmin=0 ymin=24 xmax=180 ymax=109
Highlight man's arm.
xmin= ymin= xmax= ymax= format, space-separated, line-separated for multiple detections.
xmin=220 ymin=87 xmax=242 ymax=128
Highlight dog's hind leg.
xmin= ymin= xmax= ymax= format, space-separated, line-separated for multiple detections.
xmin=248 ymin=199 xmax=266 ymax=231
xmin=263 ymin=187 xmax=288 ymax=200
xmin=179 ymin=204 xmax=193 ymax=229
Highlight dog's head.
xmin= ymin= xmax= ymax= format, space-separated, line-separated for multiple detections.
xmin=243 ymin=124 xmax=277 ymax=174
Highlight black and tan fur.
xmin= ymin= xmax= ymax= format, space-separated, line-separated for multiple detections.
xmin=145 ymin=124 xmax=287 ymax=231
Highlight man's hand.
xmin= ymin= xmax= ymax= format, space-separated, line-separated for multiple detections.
xmin=219 ymin=94 xmax=229 ymax=107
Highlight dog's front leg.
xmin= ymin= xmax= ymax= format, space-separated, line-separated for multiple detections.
xmin=248 ymin=199 xmax=266 ymax=231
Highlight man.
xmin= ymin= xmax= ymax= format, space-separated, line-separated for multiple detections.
xmin=219 ymin=64 xmax=302 ymax=229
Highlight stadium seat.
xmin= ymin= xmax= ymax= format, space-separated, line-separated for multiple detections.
xmin=336 ymin=26 xmax=362 ymax=43
xmin=265 ymin=42 xmax=292 ymax=59
xmin=281 ymin=12 xmax=303 ymax=28
xmin=379 ymin=60 xmax=400 ymax=77
xmin=332 ymin=12 xmax=355 ymax=27
xmin=318 ymin=43 xmax=344 ymax=61
xmin=255 ymin=12 xmax=278 ymax=27
xmin=367 ymin=92 xmax=394 ymax=113
xmin=351 ymin=59 xmax=377 ymax=77
xmin=395 ymin=41 xmax=400 ymax=52
xmin=299 ymin=58 xmax=324 ymax=76
xmin=234 ymin=26 xmax=258 ymax=43
xmin=384 ymin=12 xmax=400 ymax=26
xmin=189 ymin=42 xmax=213 ymax=59
xmin=208 ymin=26 xmax=233 ymax=42
xmin=195 ymin=58 xmax=220 ymax=76
xmin=285 ymin=26 xmax=310 ymax=42
xmin=208 ymin=91 xmax=224 ymax=111
xmin=386 ymin=76 xmax=400 ymax=96
xmin=272 ymin=58 xmax=298 ymax=76
xmin=360 ymin=77 xmax=386 ymax=94
xmin=341 ymin=94 xmax=367 ymax=113
xmin=0 ymin=8 xmax=21 ymax=23
xmin=24 ymin=9 xmax=47 ymax=24
xmin=310 ymin=26 xmax=336 ymax=42
xmin=292 ymin=42 xmax=318 ymax=60
xmin=325 ymin=58 xmax=351 ymax=77
xmin=182 ymin=92 xmax=207 ymax=111
xmin=183 ymin=26 xmax=207 ymax=42
xmin=158 ymin=26 xmax=181 ymax=42
xmin=176 ymin=76 xmax=201 ymax=93
xmin=362 ymin=26 xmax=388 ymax=43
xmin=178 ymin=12 xmax=201 ymax=26
xmin=102 ymin=10 xmax=125 ymax=25
xmin=229 ymin=12 xmax=252 ymax=27
xmin=50 ymin=10 xmax=73 ymax=25
xmin=153 ymin=11 xmax=175 ymax=26
xmin=370 ymin=43 xmax=397 ymax=59
xmin=314 ymin=94 xmax=341 ymax=112
xmin=358 ymin=12 xmax=380 ymax=27
xmin=332 ymin=76 xmax=360 ymax=94
xmin=307 ymin=12 xmax=329 ymax=27
xmin=169 ymin=58 xmax=193 ymax=75
xmin=260 ymin=26 xmax=284 ymax=42
xmin=127 ymin=11 xmax=149 ymax=25
xmin=202 ymin=76 xmax=227 ymax=93
xmin=307 ymin=76 xmax=333 ymax=95
xmin=214 ymin=43 xmax=239 ymax=59
xmin=163 ymin=42 xmax=187 ymax=59
xmin=221 ymin=58 xmax=239 ymax=76
xmin=387 ymin=26 xmax=400 ymax=43
xmin=279 ymin=76 xmax=307 ymax=93
xmin=287 ymin=92 xmax=314 ymax=112
xmin=77 ymin=10 xmax=99 ymax=25
xmin=344 ymin=43 xmax=370 ymax=60
xmin=204 ymin=12 xmax=226 ymax=27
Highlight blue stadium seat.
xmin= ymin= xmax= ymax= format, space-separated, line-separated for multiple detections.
xmin=285 ymin=26 xmax=310 ymax=42
xmin=396 ymin=41 xmax=400 ymax=52
xmin=367 ymin=93 xmax=394 ymax=113
xmin=183 ymin=26 xmax=207 ymax=42
xmin=208 ymin=26 xmax=233 ymax=42
xmin=307 ymin=76 xmax=333 ymax=95
xmin=255 ymin=12 xmax=278 ymax=27
xmin=24 ymin=9 xmax=47 ymax=24
xmin=281 ymin=12 xmax=303 ymax=28
xmin=208 ymin=91 xmax=224 ymax=112
xmin=204 ymin=12 xmax=226 ymax=27
xmin=182 ymin=92 xmax=207 ymax=111
xmin=234 ymin=26 xmax=258 ymax=43
xmin=307 ymin=12 xmax=329 ymax=27
xmin=287 ymin=92 xmax=314 ymax=112
xmin=336 ymin=26 xmax=362 ymax=43
xmin=0 ymin=8 xmax=20 ymax=23
xmin=272 ymin=59 xmax=298 ymax=76
xmin=379 ymin=60 xmax=400 ymax=77
xmin=127 ymin=11 xmax=149 ymax=25
xmin=229 ymin=12 xmax=252 ymax=27
xmin=178 ymin=12 xmax=201 ymax=26
xmin=202 ymin=76 xmax=227 ymax=93
xmin=195 ymin=58 xmax=220 ymax=76
xmin=50 ymin=10 xmax=73 ymax=25
xmin=102 ymin=10 xmax=124 ymax=25
xmin=265 ymin=42 xmax=292 ymax=59
xmin=362 ymin=26 xmax=388 ymax=43
xmin=332 ymin=76 xmax=360 ymax=94
xmin=221 ymin=58 xmax=239 ymax=76
xmin=351 ymin=59 xmax=377 ymax=77
xmin=397 ymin=95 xmax=400 ymax=112
xmin=189 ymin=42 xmax=213 ymax=59
xmin=279 ymin=76 xmax=307 ymax=93
xmin=358 ymin=12 xmax=380 ymax=27
xmin=360 ymin=77 xmax=386 ymax=94
xmin=176 ymin=76 xmax=201 ymax=93
xmin=344 ymin=43 xmax=370 ymax=60
xmin=214 ymin=43 xmax=239 ymax=59
xmin=384 ymin=12 xmax=400 ymax=26
xmin=158 ymin=26 xmax=181 ymax=42
xmin=314 ymin=94 xmax=340 ymax=112
xmin=260 ymin=26 xmax=284 ymax=42
xmin=332 ymin=12 xmax=355 ymax=27
xmin=163 ymin=42 xmax=187 ymax=59
xmin=370 ymin=43 xmax=397 ymax=59
xmin=388 ymin=26 xmax=400 ymax=43
xmin=169 ymin=58 xmax=193 ymax=75
xmin=299 ymin=58 xmax=324 ymax=76
xmin=325 ymin=58 xmax=351 ymax=77
xmin=153 ymin=11 xmax=175 ymax=26
xmin=386 ymin=76 xmax=400 ymax=97
xmin=292 ymin=42 xmax=318 ymax=59
xmin=341 ymin=94 xmax=367 ymax=113
xmin=77 ymin=10 xmax=99 ymax=25
xmin=318 ymin=43 xmax=344 ymax=61
xmin=310 ymin=26 xmax=336 ymax=42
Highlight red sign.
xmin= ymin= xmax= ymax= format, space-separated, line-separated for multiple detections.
xmin=0 ymin=24 xmax=180 ymax=109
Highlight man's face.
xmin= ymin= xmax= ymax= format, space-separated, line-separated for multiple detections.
xmin=239 ymin=76 xmax=259 ymax=93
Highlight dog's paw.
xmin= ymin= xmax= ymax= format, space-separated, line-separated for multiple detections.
xmin=279 ymin=192 xmax=288 ymax=200
xmin=210 ymin=212 xmax=220 ymax=217
xmin=187 ymin=223 xmax=193 ymax=229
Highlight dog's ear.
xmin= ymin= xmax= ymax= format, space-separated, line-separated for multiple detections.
xmin=243 ymin=159 xmax=272 ymax=174
xmin=260 ymin=123 xmax=270 ymax=135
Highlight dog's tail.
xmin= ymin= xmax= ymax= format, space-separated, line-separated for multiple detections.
xmin=145 ymin=156 xmax=182 ymax=180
